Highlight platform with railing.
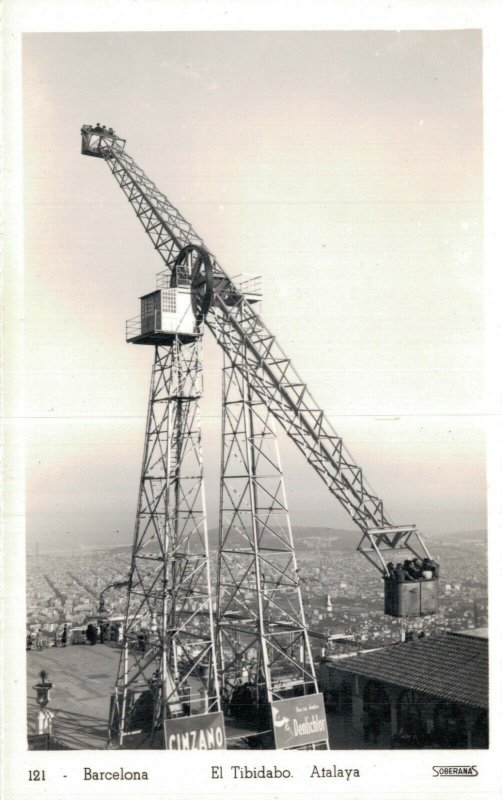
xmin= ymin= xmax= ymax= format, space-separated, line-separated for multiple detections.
xmin=156 ymin=268 xmax=262 ymax=305
xmin=212 ymin=272 xmax=263 ymax=307
xmin=231 ymin=273 xmax=262 ymax=299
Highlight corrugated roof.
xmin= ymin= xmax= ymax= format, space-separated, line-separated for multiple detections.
xmin=327 ymin=631 xmax=488 ymax=709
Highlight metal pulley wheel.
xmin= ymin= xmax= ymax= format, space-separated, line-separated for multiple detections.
xmin=172 ymin=244 xmax=214 ymax=318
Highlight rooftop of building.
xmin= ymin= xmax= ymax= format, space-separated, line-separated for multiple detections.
xmin=323 ymin=629 xmax=488 ymax=709
xmin=453 ymin=626 xmax=488 ymax=639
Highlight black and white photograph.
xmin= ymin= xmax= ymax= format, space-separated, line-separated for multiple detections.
xmin=2 ymin=2 xmax=501 ymax=799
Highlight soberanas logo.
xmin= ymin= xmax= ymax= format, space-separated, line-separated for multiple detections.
xmin=432 ymin=766 xmax=478 ymax=777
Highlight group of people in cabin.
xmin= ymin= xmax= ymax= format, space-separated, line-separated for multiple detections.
xmin=93 ymin=124 xmax=115 ymax=135
xmin=386 ymin=557 xmax=439 ymax=583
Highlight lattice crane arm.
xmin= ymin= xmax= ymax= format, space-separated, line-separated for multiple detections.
xmin=81 ymin=124 xmax=434 ymax=575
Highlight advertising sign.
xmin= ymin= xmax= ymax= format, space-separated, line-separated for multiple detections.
xmin=163 ymin=711 xmax=226 ymax=750
xmin=271 ymin=693 xmax=328 ymax=749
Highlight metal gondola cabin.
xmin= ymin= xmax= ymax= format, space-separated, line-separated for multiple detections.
xmin=357 ymin=525 xmax=439 ymax=617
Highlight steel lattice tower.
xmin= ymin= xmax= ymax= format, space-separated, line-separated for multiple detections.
xmin=216 ymin=352 xmax=318 ymax=732
xmin=81 ymin=123 xmax=439 ymax=750
xmin=109 ymin=337 xmax=220 ymax=748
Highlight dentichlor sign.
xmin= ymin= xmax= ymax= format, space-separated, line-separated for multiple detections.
xmin=163 ymin=711 xmax=226 ymax=750
xmin=271 ymin=693 xmax=328 ymax=749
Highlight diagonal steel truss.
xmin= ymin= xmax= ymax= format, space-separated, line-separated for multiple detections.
xmin=81 ymin=125 xmax=439 ymax=748
xmin=109 ymin=339 xmax=220 ymax=747
xmin=87 ymin=130 xmax=396 ymax=539
xmin=216 ymin=352 xmax=318 ymax=717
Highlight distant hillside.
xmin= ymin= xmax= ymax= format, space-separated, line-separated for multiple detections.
xmin=431 ymin=528 xmax=487 ymax=556
xmin=35 ymin=526 xmax=487 ymax=556
xmin=432 ymin=528 xmax=487 ymax=542
xmin=121 ymin=525 xmax=487 ymax=558
xmin=207 ymin=525 xmax=357 ymax=551
xmin=291 ymin=526 xmax=357 ymax=551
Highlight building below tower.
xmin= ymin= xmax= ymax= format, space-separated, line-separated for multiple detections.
xmin=317 ymin=628 xmax=488 ymax=749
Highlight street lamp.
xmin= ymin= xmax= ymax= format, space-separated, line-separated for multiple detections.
xmin=96 ymin=579 xmax=129 ymax=643
xmin=33 ymin=670 xmax=53 ymax=708
xmin=33 ymin=670 xmax=55 ymax=736
xmin=96 ymin=595 xmax=110 ymax=625
xmin=97 ymin=579 xmax=129 ymax=620
xmin=299 ymin=572 xmax=333 ymax=611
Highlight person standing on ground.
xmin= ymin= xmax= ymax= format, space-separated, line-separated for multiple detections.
xmin=61 ymin=624 xmax=68 ymax=647
xmin=89 ymin=624 xmax=97 ymax=645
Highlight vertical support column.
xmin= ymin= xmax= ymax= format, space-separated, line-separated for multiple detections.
xmin=216 ymin=349 xmax=319 ymax=737
xmin=109 ymin=337 xmax=220 ymax=748
xmin=243 ymin=371 xmax=274 ymax=703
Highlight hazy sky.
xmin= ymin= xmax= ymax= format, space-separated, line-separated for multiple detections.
xmin=22 ymin=30 xmax=484 ymax=549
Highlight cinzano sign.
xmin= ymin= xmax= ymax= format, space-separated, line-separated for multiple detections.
xmin=163 ymin=711 xmax=226 ymax=750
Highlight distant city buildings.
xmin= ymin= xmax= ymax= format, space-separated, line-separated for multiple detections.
xmin=26 ymin=549 xmax=131 ymax=636
xmin=26 ymin=529 xmax=488 ymax=649
xmin=26 ymin=529 xmax=488 ymax=751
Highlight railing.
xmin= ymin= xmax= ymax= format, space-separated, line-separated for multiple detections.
xmin=231 ymin=273 xmax=262 ymax=297
xmin=156 ymin=270 xmax=193 ymax=290
xmin=126 ymin=311 xmax=164 ymax=339
xmin=126 ymin=314 xmax=143 ymax=339
xmin=155 ymin=270 xmax=262 ymax=298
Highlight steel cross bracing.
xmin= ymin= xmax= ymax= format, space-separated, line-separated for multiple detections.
xmin=82 ymin=127 xmax=410 ymax=556
xmin=217 ymin=352 xmax=318 ymax=714
xmin=109 ymin=339 xmax=220 ymax=747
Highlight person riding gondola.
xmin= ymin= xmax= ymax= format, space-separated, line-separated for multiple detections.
xmin=422 ymin=557 xmax=439 ymax=579
xmin=394 ymin=563 xmax=407 ymax=583
xmin=408 ymin=558 xmax=424 ymax=580
xmin=402 ymin=560 xmax=418 ymax=581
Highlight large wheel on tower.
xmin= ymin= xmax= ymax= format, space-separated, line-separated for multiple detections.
xmin=172 ymin=244 xmax=214 ymax=319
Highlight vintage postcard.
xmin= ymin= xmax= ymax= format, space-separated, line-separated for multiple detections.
xmin=2 ymin=2 xmax=501 ymax=799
